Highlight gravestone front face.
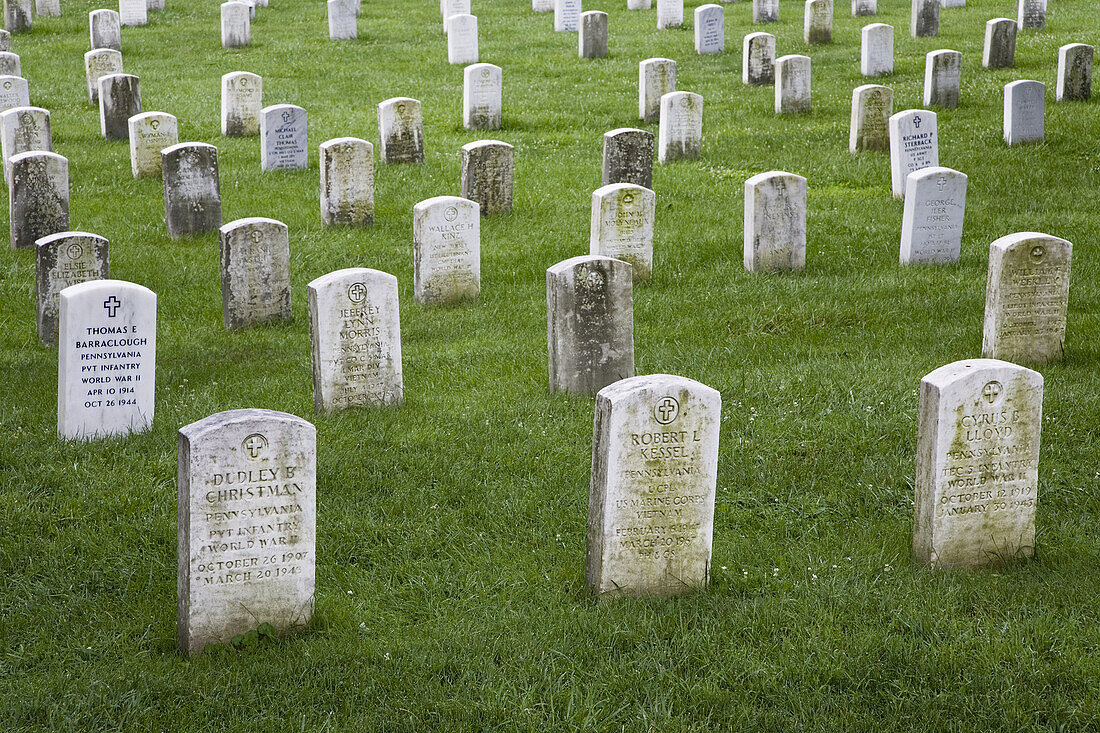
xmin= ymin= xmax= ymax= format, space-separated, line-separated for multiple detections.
xmin=0 ymin=75 xmax=27 ymax=112
xmin=36 ymin=232 xmax=109 ymax=346
xmin=1 ymin=106 xmax=51 ymax=184
xmin=11 ymin=151 xmax=67 ymax=251
xmin=534 ymin=0 xmax=553 ymax=11
xmin=377 ymin=97 xmax=423 ymax=163
xmin=460 ymin=140 xmax=513 ymax=216
xmin=5 ymin=0 xmax=32 ymax=33
xmin=85 ymin=49 xmax=123 ymax=104
xmin=804 ymin=0 xmax=832 ymax=45
xmin=639 ymin=58 xmax=675 ymax=123
xmin=1003 ymin=80 xmax=1043 ymax=146
xmin=694 ymin=5 xmax=723 ymax=55
xmin=602 ymin=128 xmax=653 ymax=188
xmin=1017 ymin=0 xmax=1044 ymax=30
xmin=221 ymin=2 xmax=250 ymax=48
xmin=579 ymin=11 xmax=607 ymax=59
xmin=553 ymin=0 xmax=580 ymax=32
xmin=463 ymin=63 xmax=502 ymax=130
xmin=910 ymin=0 xmax=937 ymax=38
xmin=744 ymin=170 xmax=806 ymax=272
xmin=219 ymin=218 xmax=292 ymax=331
xmin=0 ymin=50 xmax=20 ymax=77
xmin=656 ymin=0 xmax=682 ymax=29
xmin=586 ymin=374 xmax=721 ymax=598
xmin=441 ymin=0 xmax=469 ymax=31
xmin=177 ymin=409 xmax=316 ymax=655
xmin=657 ymin=91 xmax=702 ymax=163
xmin=221 ymin=72 xmax=262 ymax=137
xmin=119 ymin=0 xmax=147 ymax=26
xmin=319 ymin=137 xmax=373 ymax=226
xmin=849 ymin=84 xmax=892 ymax=153
xmin=260 ymin=104 xmax=307 ymax=170
xmin=852 ymin=0 xmax=875 ymax=16
xmin=447 ymin=14 xmax=477 ymax=65
xmin=35 ymin=0 xmax=59 ymax=19
xmin=742 ymin=32 xmax=775 ymax=85
xmin=57 ymin=279 xmax=155 ymax=440
xmin=162 ymin=143 xmax=221 ymax=238
xmin=128 ymin=111 xmax=177 ymax=178
xmin=982 ymin=19 xmax=1016 ymax=69
xmin=307 ymin=267 xmax=403 ymax=411
xmin=889 ymin=109 xmax=938 ymax=199
xmin=590 ymin=183 xmax=655 ymax=281
xmin=626 ymin=0 xmax=649 ymax=9
xmin=0 ymin=29 xmax=10 ymax=50
xmin=900 ymin=166 xmax=967 ymax=265
xmin=753 ymin=0 xmax=777 ymax=23
xmin=914 ymin=359 xmax=1042 ymax=570
xmin=99 ymin=73 xmax=141 ymax=139
xmin=1056 ymin=44 xmax=1092 ymax=102
xmin=413 ymin=196 xmax=481 ymax=305
xmin=90 ymin=9 xmax=122 ymax=51
xmin=923 ymin=50 xmax=960 ymax=108
xmin=328 ymin=0 xmax=356 ymax=39
xmin=775 ymin=55 xmax=811 ymax=113
xmin=861 ymin=23 xmax=893 ymax=76
xmin=982 ymin=232 xmax=1071 ymax=363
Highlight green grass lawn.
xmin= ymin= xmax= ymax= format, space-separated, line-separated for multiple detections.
xmin=2 ymin=0 xmax=1100 ymax=729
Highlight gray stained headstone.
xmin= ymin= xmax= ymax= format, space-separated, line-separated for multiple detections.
xmin=579 ymin=10 xmax=607 ymax=59
xmin=923 ymin=50 xmax=960 ymax=108
xmin=0 ymin=29 xmax=9 ymax=50
xmin=554 ymin=0 xmax=580 ymax=32
xmin=319 ymin=137 xmax=374 ymax=227
xmin=639 ymin=58 xmax=675 ymax=124
xmin=460 ymin=140 xmax=513 ymax=216
xmin=413 ymin=196 xmax=481 ymax=305
xmin=694 ymin=5 xmax=723 ymax=55
xmin=742 ymin=32 xmax=775 ymax=86
xmin=128 ymin=111 xmax=177 ymax=178
xmin=221 ymin=71 xmax=262 ymax=137
xmin=1056 ymin=44 xmax=1092 ymax=102
xmin=657 ymin=91 xmax=702 ymax=163
xmin=889 ymin=109 xmax=938 ymax=199
xmin=753 ymin=0 xmax=777 ymax=23
xmin=260 ymin=104 xmax=307 ymax=171
xmin=35 ymin=0 xmax=58 ymax=14
xmin=4 ymin=0 xmax=32 ymax=33
xmin=602 ymin=128 xmax=653 ymax=188
xmin=147 ymin=0 xmax=165 ymax=10
xmin=90 ymin=9 xmax=122 ymax=51
xmin=900 ymin=166 xmax=967 ymax=265
xmin=1017 ymin=0 xmax=1044 ymax=30
xmin=98 ymin=73 xmax=141 ymax=139
xmin=1003 ymin=79 xmax=1043 ymax=146
xmin=547 ymin=255 xmax=634 ymax=395
xmin=84 ymin=49 xmax=123 ymax=104
xmin=590 ymin=183 xmax=656 ymax=282
xmin=914 ymin=359 xmax=1042 ymax=570
xmin=118 ymin=0 xmax=146 ymax=26
xmin=982 ymin=232 xmax=1071 ymax=363
xmin=0 ymin=50 xmax=19 ymax=76
xmin=221 ymin=2 xmax=250 ymax=48
xmin=941 ymin=0 xmax=964 ymax=7
xmin=36 ymin=231 xmax=109 ymax=346
xmin=744 ymin=170 xmax=806 ymax=272
xmin=910 ymin=0 xmax=937 ymax=38
xmin=861 ymin=23 xmax=893 ymax=77
xmin=849 ymin=84 xmax=892 ymax=154
xmin=852 ymin=0 xmax=875 ymax=17
xmin=327 ymin=0 xmax=356 ymax=40
xmin=1 ymin=105 xmax=50 ymax=184
xmin=57 ymin=279 xmax=156 ymax=440
xmin=10 ymin=151 xmax=67 ymax=250
xmin=804 ymin=0 xmax=832 ymax=45
xmin=982 ymin=19 xmax=1016 ymax=70
xmin=656 ymin=0 xmax=682 ymax=29
xmin=377 ymin=97 xmax=423 ymax=164
xmin=177 ymin=409 xmax=316 ymax=656
xmin=463 ymin=63 xmax=502 ymax=130
xmin=775 ymin=55 xmax=811 ymax=113
xmin=447 ymin=14 xmax=477 ymax=65
xmin=586 ymin=374 xmax=721 ymax=598
xmin=219 ymin=217 xmax=292 ymax=331
xmin=307 ymin=267 xmax=403 ymax=411
xmin=0 ymin=75 xmax=29 ymax=112
xmin=162 ymin=143 xmax=221 ymax=238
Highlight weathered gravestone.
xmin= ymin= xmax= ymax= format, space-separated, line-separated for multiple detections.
xmin=221 ymin=71 xmax=261 ymax=137
xmin=0 ymin=74 xmax=27 ymax=112
xmin=602 ymin=128 xmax=653 ymax=188
xmin=744 ymin=170 xmax=806 ymax=272
xmin=98 ymin=73 xmax=141 ymax=139
xmin=219 ymin=217 xmax=291 ymax=331
xmin=260 ymin=104 xmax=307 ymax=170
xmin=900 ymin=166 xmax=967 ymax=265
xmin=0 ymin=28 xmax=9 ymax=50
xmin=1056 ymin=44 xmax=1092 ymax=102
xmin=307 ymin=267 xmax=403 ymax=410
xmin=1 ymin=105 xmax=50 ymax=184
xmin=4 ymin=0 xmax=31 ymax=33
xmin=118 ymin=0 xmax=146 ymax=26
xmin=775 ymin=55 xmax=811 ymax=113
xmin=448 ymin=14 xmax=478 ymax=65
xmin=982 ymin=19 xmax=1016 ymax=70
xmin=461 ymin=140 xmax=513 ymax=216
xmin=889 ymin=109 xmax=938 ymax=199
xmin=694 ymin=5 xmax=723 ymax=55
xmin=533 ymin=0 xmax=553 ymax=11
xmin=378 ymin=97 xmax=423 ymax=163
xmin=84 ymin=49 xmax=122 ymax=104
xmin=554 ymin=0 xmax=580 ymax=32
xmin=586 ymin=374 xmax=721 ymax=597
xmin=852 ymin=0 xmax=875 ymax=17
xmin=656 ymin=0 xmax=682 ymax=29
xmin=590 ymin=183 xmax=655 ymax=282
xmin=463 ymin=63 xmax=502 ymax=130
xmin=319 ymin=137 xmax=373 ymax=226
xmin=36 ymin=231 xmax=108 ymax=346
xmin=579 ymin=10 xmax=607 ymax=59
xmin=10 ymin=151 xmax=67 ymax=250
xmin=128 ymin=111 xmax=176 ymax=178
xmin=982 ymin=232 xmax=1071 ymax=363
xmin=221 ymin=2 xmax=250 ymax=48
xmin=0 ymin=50 xmax=20 ymax=76
xmin=742 ymin=32 xmax=775 ymax=85
xmin=657 ymin=91 xmax=702 ymax=163
xmin=57 ymin=279 xmax=155 ymax=440
xmin=910 ymin=0 xmax=937 ymax=38
xmin=753 ymin=0 xmax=777 ymax=23
xmin=803 ymin=0 xmax=831 ymax=44
xmin=941 ymin=0 xmax=964 ymax=7
xmin=639 ymin=58 xmax=675 ymax=123
xmin=177 ymin=409 xmax=316 ymax=655
xmin=413 ymin=196 xmax=480 ymax=305
xmin=923 ymin=50 xmax=960 ymax=108
xmin=547 ymin=255 xmax=633 ymax=395
xmin=162 ymin=143 xmax=221 ymax=238
xmin=327 ymin=0 xmax=356 ymax=40
xmin=914 ymin=359 xmax=1042 ymax=570
xmin=861 ymin=23 xmax=893 ymax=76
xmin=626 ymin=0 xmax=649 ymax=9
xmin=1003 ymin=80 xmax=1043 ymax=146
xmin=89 ymin=9 xmax=121 ymax=50
xmin=1017 ymin=0 xmax=1043 ymax=30
xmin=849 ymin=84 xmax=892 ymax=154
xmin=147 ymin=0 xmax=165 ymax=11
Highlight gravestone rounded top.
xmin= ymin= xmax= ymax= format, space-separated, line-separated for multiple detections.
xmin=0 ymin=104 xmax=46 ymax=121
xmin=920 ymin=358 xmax=1041 ymax=398
xmin=547 ymin=253 xmax=632 ymax=279
xmin=223 ymin=70 xmax=260 ymax=82
xmin=777 ymin=53 xmax=811 ymax=63
xmin=129 ymin=110 xmax=175 ymax=123
xmin=414 ymin=194 xmax=479 ymax=217
xmin=307 ymin=266 xmax=397 ymax=293
xmin=596 ymin=373 xmax=720 ymax=410
xmin=61 ymin=277 xmax=154 ymax=305
xmin=36 ymin=230 xmax=106 ymax=248
xmin=990 ymin=231 xmax=1070 ymax=257
xmin=864 ymin=22 xmax=890 ymax=30
xmin=461 ymin=139 xmax=512 ymax=153
xmin=605 ymin=127 xmax=650 ymax=139
xmin=99 ymin=72 xmax=139 ymax=84
xmin=593 ymin=181 xmax=654 ymax=199
xmin=179 ymin=407 xmax=314 ymax=443
xmin=262 ymin=103 xmax=305 ymax=115
xmin=219 ymin=216 xmax=287 ymax=236
xmin=745 ymin=169 xmax=805 ymax=187
xmin=465 ymin=62 xmax=501 ymax=73
xmin=320 ymin=136 xmax=370 ymax=149
xmin=11 ymin=149 xmax=65 ymax=166
xmin=640 ymin=57 xmax=675 ymax=65
xmin=162 ymin=141 xmax=217 ymax=156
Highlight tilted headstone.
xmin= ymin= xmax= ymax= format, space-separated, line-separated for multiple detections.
xmin=221 ymin=2 xmax=250 ymax=48
xmin=579 ymin=10 xmax=607 ymax=59
xmin=553 ymin=0 xmax=579 ymax=32
xmin=982 ymin=19 xmax=1016 ymax=70
xmin=0 ymin=50 xmax=19 ymax=76
xmin=590 ymin=183 xmax=655 ymax=282
xmin=319 ymin=137 xmax=373 ymax=226
xmin=775 ymin=55 xmax=811 ymax=113
xmin=602 ymin=128 xmax=653 ymax=188
xmin=586 ymin=374 xmax=721 ymax=598
xmin=57 ymin=279 xmax=155 ymax=440
xmin=626 ymin=0 xmax=649 ymax=9
xmin=1056 ymin=44 xmax=1092 ymax=102
xmin=162 ymin=143 xmax=221 ymax=237
xmin=861 ymin=23 xmax=893 ymax=77
xmin=260 ymin=104 xmax=307 ymax=170
xmin=914 ymin=359 xmax=1042 ymax=570
xmin=177 ymin=409 xmax=316 ymax=655
xmin=910 ymin=0 xmax=937 ymax=38
xmin=0 ymin=75 xmax=29 ymax=112
xmin=803 ymin=0 xmax=832 ymax=45
xmin=638 ymin=58 xmax=675 ymax=123
xmin=657 ymin=91 xmax=702 ymax=163
xmin=377 ymin=97 xmax=423 ymax=163
xmin=84 ymin=49 xmax=122 ymax=104
xmin=221 ymin=71 xmax=261 ymax=137
xmin=753 ymin=0 xmax=777 ymax=23
xmin=888 ymin=109 xmax=938 ymax=199
xmin=547 ymin=255 xmax=634 ymax=394
xmin=982 ymin=232 xmax=1071 ymax=363
xmin=118 ymin=0 xmax=146 ymax=26
xmin=1003 ymin=79 xmax=1043 ymax=146
xmin=694 ymin=5 xmax=723 ymax=55
xmin=923 ymin=50 xmax=960 ymax=108
xmin=98 ymin=73 xmax=141 ymax=139
xmin=128 ymin=111 xmax=177 ymax=178
xmin=219 ymin=217 xmax=292 ymax=330
xmin=744 ymin=170 xmax=806 ymax=272
xmin=852 ymin=0 xmax=875 ymax=17
xmin=463 ymin=62 xmax=502 ymax=130
xmin=90 ymin=9 xmax=122 ymax=51
xmin=36 ymin=231 xmax=109 ymax=346
xmin=327 ymin=0 xmax=356 ymax=40
xmin=742 ymin=32 xmax=775 ymax=86
xmin=4 ymin=0 xmax=31 ymax=33
xmin=10 ymin=151 xmax=67 ymax=250
xmin=1 ymin=105 xmax=50 ymax=184
xmin=656 ymin=0 xmax=682 ymax=29
xmin=307 ymin=267 xmax=403 ymax=410
xmin=447 ymin=14 xmax=477 ymax=65
xmin=1017 ymin=0 xmax=1043 ymax=30
xmin=849 ymin=84 xmax=892 ymax=154
xmin=900 ymin=166 xmax=967 ymax=265
xmin=413 ymin=196 xmax=481 ymax=304
xmin=460 ymin=140 xmax=513 ymax=216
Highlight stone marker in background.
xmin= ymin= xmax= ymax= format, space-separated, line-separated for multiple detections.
xmin=1017 ymin=0 xmax=1043 ymax=30
xmin=657 ymin=91 xmax=702 ymax=163
xmin=590 ymin=183 xmax=655 ymax=281
xmin=441 ymin=0 xmax=469 ymax=32
xmin=554 ymin=0 xmax=579 ymax=32
xmin=941 ymin=0 xmax=964 ymax=7
xmin=36 ymin=231 xmax=108 ymax=346
xmin=852 ymin=0 xmax=875 ymax=16
xmin=579 ymin=10 xmax=607 ymax=59
xmin=694 ymin=5 xmax=723 ymax=55
xmin=413 ymin=196 xmax=481 ymax=304
xmin=849 ymin=84 xmax=892 ymax=153
xmin=742 ymin=32 xmax=775 ymax=86
xmin=85 ymin=49 xmax=123 ymax=104
xmin=1 ymin=106 xmax=50 ymax=184
xmin=586 ymin=374 xmax=721 ymax=598
xmin=448 ymin=14 xmax=478 ymax=65
xmin=626 ymin=0 xmax=649 ymax=9
xmin=914 ymin=359 xmax=1042 ymax=570
xmin=319 ymin=137 xmax=373 ymax=226
xmin=982 ymin=232 xmax=1071 ymax=363
xmin=547 ymin=255 xmax=634 ymax=394
xmin=118 ymin=0 xmax=146 ymax=26
xmin=602 ymin=128 xmax=653 ymax=188
xmin=534 ymin=0 xmax=553 ymax=11
xmin=98 ymin=73 xmax=141 ymax=139
xmin=128 ymin=111 xmax=177 ymax=178
xmin=910 ymin=0 xmax=937 ymax=38
xmin=861 ymin=23 xmax=893 ymax=76
xmin=221 ymin=72 xmax=261 ymax=137
xmin=5 ymin=0 xmax=31 ymax=33
xmin=656 ymin=0 xmax=682 ymax=29
xmin=775 ymin=55 xmax=811 ymax=113
xmin=753 ymin=0 xmax=777 ymax=23
xmin=57 ymin=279 xmax=155 ymax=440
xmin=219 ymin=217 xmax=292 ymax=331
xmin=463 ymin=63 xmax=502 ymax=130
xmin=148 ymin=0 xmax=165 ymax=10
xmin=461 ymin=140 xmax=513 ymax=216
xmin=377 ymin=97 xmax=423 ymax=163
xmin=221 ymin=2 xmax=250 ymax=48
xmin=639 ymin=58 xmax=675 ymax=123
xmin=900 ymin=166 xmax=967 ymax=265
xmin=804 ymin=0 xmax=831 ymax=45
xmin=11 ymin=151 xmax=67 ymax=250
xmin=0 ymin=29 xmax=9 ymax=50
xmin=1056 ymin=44 xmax=1092 ymax=102
xmin=328 ymin=0 xmax=356 ymax=39
xmin=162 ymin=143 xmax=221 ymax=238
xmin=888 ymin=109 xmax=938 ymax=199
xmin=1003 ymin=80 xmax=1043 ymax=146
xmin=923 ymin=50 xmax=960 ymax=108
xmin=90 ymin=9 xmax=122 ymax=50
xmin=177 ymin=409 xmax=316 ymax=655
xmin=744 ymin=170 xmax=806 ymax=272
xmin=260 ymin=104 xmax=307 ymax=170
xmin=307 ymin=267 xmax=403 ymax=410
xmin=0 ymin=75 xmax=27 ymax=112
xmin=982 ymin=19 xmax=1016 ymax=69
xmin=0 ymin=50 xmax=19 ymax=76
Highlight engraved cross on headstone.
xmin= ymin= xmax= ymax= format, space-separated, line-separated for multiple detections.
xmin=244 ymin=435 xmax=265 ymax=458
xmin=347 ymin=282 xmax=366 ymax=302
xmin=656 ymin=397 xmax=677 ymax=422
xmin=937 ymin=176 xmax=947 ymax=192
xmin=982 ymin=382 xmax=1002 ymax=404
xmin=913 ymin=115 xmax=922 ymax=129
xmin=103 ymin=295 xmax=121 ymax=317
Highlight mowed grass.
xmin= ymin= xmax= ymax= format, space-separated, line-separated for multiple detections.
xmin=1 ymin=0 xmax=1099 ymax=729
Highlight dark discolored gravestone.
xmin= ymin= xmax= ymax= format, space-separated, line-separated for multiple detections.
xmin=219 ymin=217 xmax=292 ymax=331
xmin=601 ymin=128 xmax=653 ymax=188
xmin=10 ymin=151 xmax=67 ymax=250
xmin=162 ymin=143 xmax=222 ymax=238
xmin=35 ymin=231 xmax=108 ymax=346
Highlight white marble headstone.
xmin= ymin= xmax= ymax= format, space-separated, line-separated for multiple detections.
xmin=1 ymin=105 xmax=50 ymax=184
xmin=910 ymin=0 xmax=937 ymax=38
xmin=119 ymin=0 xmax=147 ymax=26
xmin=900 ymin=166 xmax=967 ymax=265
xmin=590 ymin=183 xmax=656 ymax=282
xmin=775 ymin=55 xmax=811 ymax=113
xmin=463 ymin=63 xmax=502 ymax=130
xmin=657 ymin=91 xmax=702 ymax=163
xmin=377 ymin=97 xmax=423 ymax=163
xmin=888 ymin=109 xmax=938 ymax=199
xmin=554 ymin=0 xmax=580 ymax=32
xmin=639 ymin=58 xmax=675 ymax=123
xmin=260 ymin=104 xmax=307 ymax=170
xmin=447 ymin=14 xmax=477 ymax=65
xmin=221 ymin=72 xmax=262 ymax=137
xmin=1056 ymin=44 xmax=1091 ymax=102
xmin=219 ymin=217 xmax=292 ymax=330
xmin=90 ymin=9 xmax=122 ymax=51
xmin=84 ymin=49 xmax=123 ymax=105
xmin=36 ymin=231 xmax=109 ymax=346
xmin=803 ymin=0 xmax=832 ymax=45
xmin=1017 ymin=0 xmax=1044 ymax=30
xmin=694 ymin=5 xmax=723 ymax=55
xmin=579 ymin=10 xmax=607 ymax=59
xmin=327 ymin=0 xmax=356 ymax=40
xmin=656 ymin=0 xmax=682 ymax=29
xmin=0 ymin=51 xmax=20 ymax=77
xmin=923 ymin=49 xmax=960 ymax=108
xmin=221 ymin=2 xmax=250 ymax=48
xmin=602 ymin=128 xmax=653 ymax=189
xmin=849 ymin=84 xmax=892 ymax=153
xmin=413 ymin=196 xmax=481 ymax=305
xmin=860 ymin=23 xmax=893 ymax=77
xmin=5 ymin=0 xmax=32 ymax=32
xmin=98 ymin=73 xmax=142 ymax=139
xmin=320 ymin=137 xmax=374 ymax=226
xmin=128 ymin=111 xmax=177 ymax=178
xmin=852 ymin=0 xmax=875 ymax=16
xmin=753 ymin=0 xmax=778 ymax=23
xmin=744 ymin=170 xmax=806 ymax=272
xmin=742 ymin=32 xmax=775 ymax=86
xmin=1003 ymin=80 xmax=1043 ymax=146
xmin=0 ymin=75 xmax=29 ymax=113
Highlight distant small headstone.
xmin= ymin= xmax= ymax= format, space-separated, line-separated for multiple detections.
xmin=910 ymin=0 xmax=937 ymax=38
xmin=118 ymin=0 xmax=146 ymax=26
xmin=0 ymin=29 xmax=10 ymax=50
xmin=1017 ymin=0 xmax=1044 ymax=30
xmin=803 ymin=0 xmax=832 ymax=44
xmin=753 ymin=0 xmax=777 ymax=23
xmin=221 ymin=2 xmax=249 ymax=47
xmin=638 ymin=58 xmax=675 ymax=123
xmin=447 ymin=14 xmax=477 ymax=65
xmin=888 ymin=109 xmax=938 ymax=199
xmin=5 ymin=0 xmax=32 ymax=33
xmin=590 ymin=183 xmax=655 ymax=282
xmin=35 ymin=231 xmax=109 ymax=346
xmin=98 ymin=73 xmax=141 ymax=139
xmin=219 ymin=217 xmax=292 ymax=331
xmin=377 ymin=97 xmax=424 ymax=163
xmin=162 ymin=143 xmax=222 ymax=238
xmin=1056 ymin=44 xmax=1092 ymax=102
xmin=534 ymin=0 xmax=553 ymax=11
xmin=461 ymin=140 xmax=513 ymax=216
xmin=982 ymin=19 xmax=1016 ymax=69
xmin=849 ymin=84 xmax=892 ymax=153
xmin=626 ymin=0 xmax=650 ymax=9
xmin=657 ymin=91 xmax=702 ymax=163
xmin=413 ymin=196 xmax=481 ymax=305
xmin=0 ymin=74 xmax=28 ymax=112
xmin=327 ymin=0 xmax=356 ymax=39
xmin=656 ymin=0 xmax=682 ymax=29
xmin=579 ymin=10 xmax=607 ymax=58
xmin=89 ymin=9 xmax=122 ymax=51
xmin=1 ymin=105 xmax=50 ymax=184
xmin=260 ymin=104 xmax=307 ymax=170
xmin=441 ymin=0 xmax=469 ymax=31
xmin=851 ymin=0 xmax=875 ymax=17
xmin=463 ymin=63 xmax=502 ymax=130
xmin=775 ymin=55 xmax=811 ymax=113
xmin=694 ymin=5 xmax=723 ymax=55
xmin=900 ymin=166 xmax=967 ymax=265
xmin=860 ymin=23 xmax=893 ymax=76
xmin=319 ymin=137 xmax=374 ymax=227
xmin=554 ymin=0 xmax=580 ymax=32
xmin=742 ymin=32 xmax=775 ymax=86
xmin=923 ymin=49 xmax=960 ymax=108
xmin=147 ymin=0 xmax=165 ymax=10
xmin=602 ymin=128 xmax=653 ymax=188
xmin=11 ymin=151 xmax=67 ymax=250
xmin=940 ymin=0 xmax=964 ymax=7
xmin=1003 ymin=79 xmax=1043 ymax=146
xmin=128 ymin=111 xmax=177 ymax=178
xmin=221 ymin=71 xmax=262 ymax=137
xmin=0 ymin=50 xmax=20 ymax=76
xmin=744 ymin=170 xmax=806 ymax=272
xmin=84 ymin=49 xmax=122 ymax=105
